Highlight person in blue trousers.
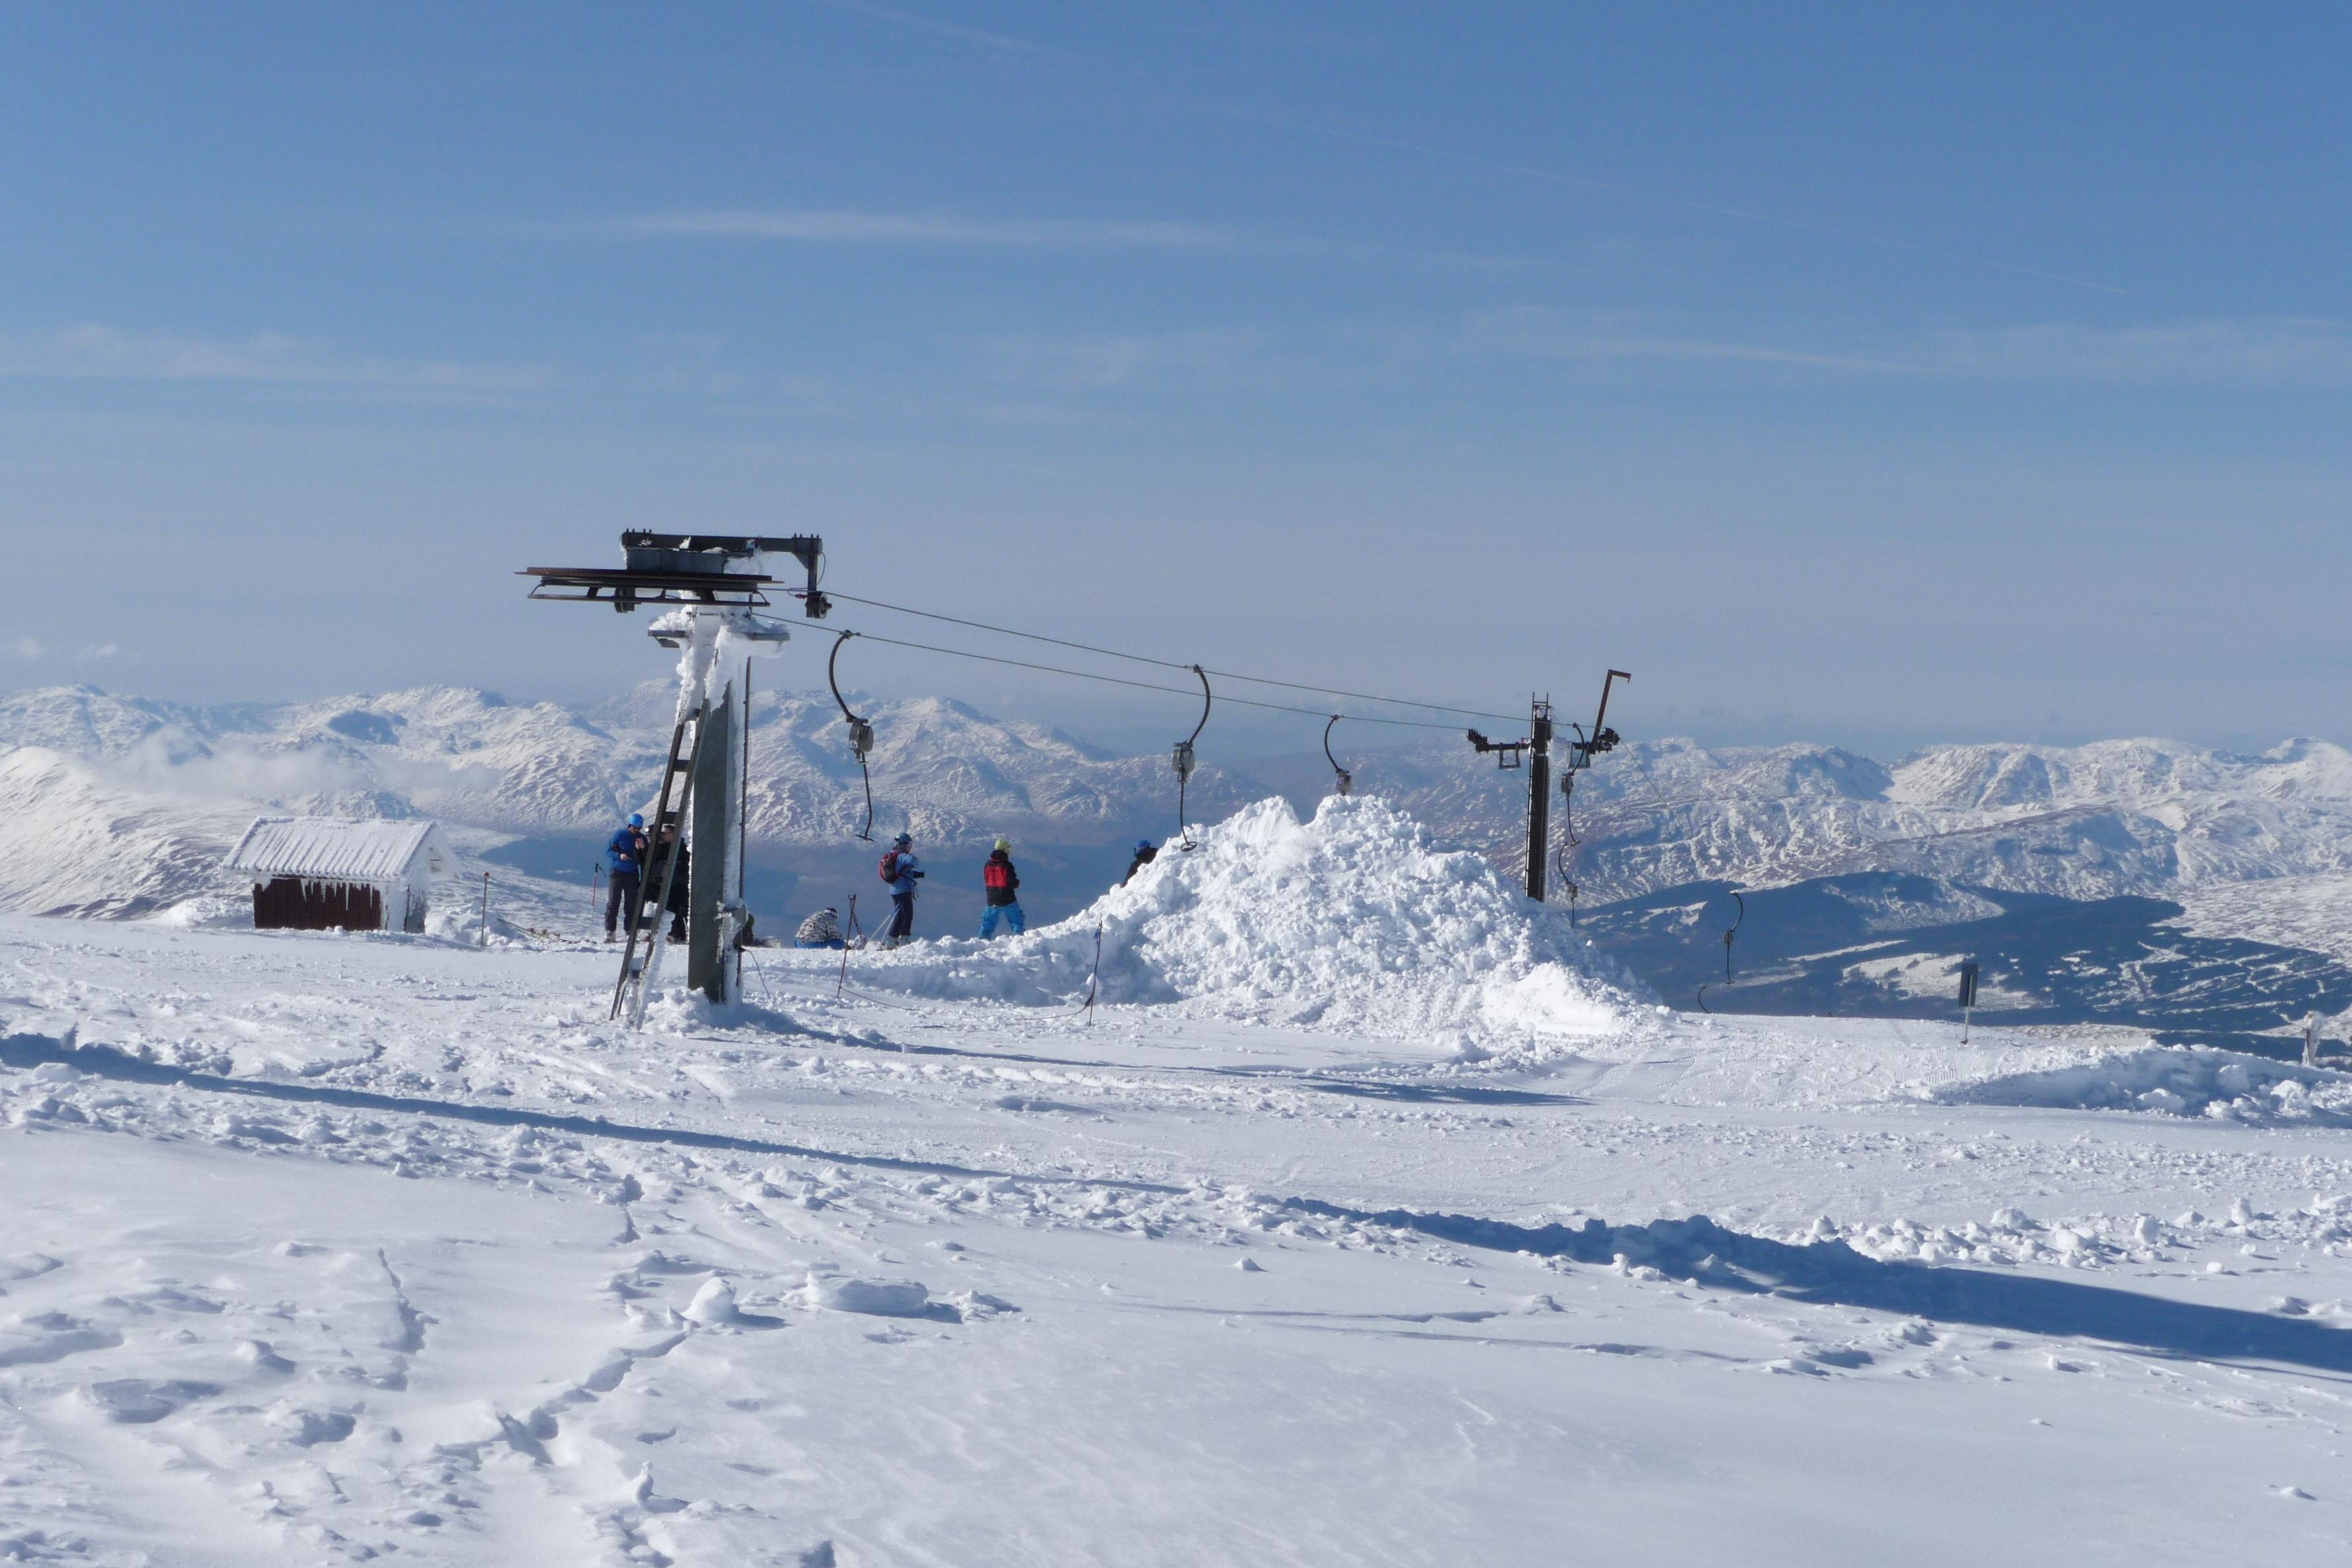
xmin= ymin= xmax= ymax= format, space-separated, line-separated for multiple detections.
xmin=883 ymin=833 xmax=923 ymax=948
xmin=603 ymin=812 xmax=647 ymax=940
xmin=979 ymin=838 xmax=1024 ymax=938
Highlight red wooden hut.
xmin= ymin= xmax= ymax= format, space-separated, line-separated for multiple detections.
xmin=225 ymin=816 xmax=453 ymax=933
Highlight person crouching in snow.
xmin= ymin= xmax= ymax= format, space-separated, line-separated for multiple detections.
xmin=979 ymin=838 xmax=1024 ymax=938
xmin=795 ymin=906 xmax=846 ymax=950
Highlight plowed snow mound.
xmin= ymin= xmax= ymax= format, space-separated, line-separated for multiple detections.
xmin=836 ymin=796 xmax=1636 ymax=1051
xmin=1936 ymin=1044 xmax=2352 ymax=1125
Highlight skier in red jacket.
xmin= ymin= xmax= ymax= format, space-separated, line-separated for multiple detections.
xmin=979 ymin=839 xmax=1024 ymax=938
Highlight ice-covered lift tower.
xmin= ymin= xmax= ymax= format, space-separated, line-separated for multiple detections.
xmin=523 ymin=532 xmax=826 ymax=1022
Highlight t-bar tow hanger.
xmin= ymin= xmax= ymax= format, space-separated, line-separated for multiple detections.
xmin=1173 ymin=665 xmax=1210 ymax=850
xmin=828 ymin=630 xmax=877 ymax=842
xmin=1323 ymin=714 xmax=1352 ymax=797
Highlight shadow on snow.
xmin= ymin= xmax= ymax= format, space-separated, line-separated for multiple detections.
xmin=10 ymin=1030 xmax=2344 ymax=1375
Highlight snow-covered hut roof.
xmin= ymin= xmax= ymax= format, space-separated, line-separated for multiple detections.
xmin=225 ymin=817 xmax=453 ymax=885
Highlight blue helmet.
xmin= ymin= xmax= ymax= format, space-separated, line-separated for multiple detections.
xmin=893 ymin=832 xmax=912 ymax=847
xmin=629 ymin=813 xmax=645 ymax=828
xmin=1136 ymin=839 xmax=1154 ymax=850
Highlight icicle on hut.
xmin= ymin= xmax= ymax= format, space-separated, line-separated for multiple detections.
xmin=225 ymin=817 xmax=454 ymax=933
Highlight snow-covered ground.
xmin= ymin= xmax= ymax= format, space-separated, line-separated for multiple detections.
xmin=8 ymin=801 xmax=2352 ymax=1564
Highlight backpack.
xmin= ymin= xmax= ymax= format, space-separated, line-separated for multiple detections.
xmin=984 ymin=858 xmax=1014 ymax=891
xmin=879 ymin=850 xmax=901 ymax=883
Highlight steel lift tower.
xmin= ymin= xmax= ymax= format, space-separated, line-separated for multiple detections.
xmin=523 ymin=532 xmax=827 ymax=1024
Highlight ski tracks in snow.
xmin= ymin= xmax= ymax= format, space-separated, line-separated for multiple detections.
xmin=8 ymin=914 xmax=2352 ymax=1559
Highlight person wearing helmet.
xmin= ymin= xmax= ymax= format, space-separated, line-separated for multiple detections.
xmin=881 ymin=832 xmax=922 ymax=948
xmin=979 ymin=838 xmax=1024 ymax=938
xmin=1122 ymin=838 xmax=1157 ymax=887
xmin=603 ymin=812 xmax=649 ymax=940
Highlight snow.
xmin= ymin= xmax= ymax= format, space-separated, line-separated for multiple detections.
xmin=1554 ymin=732 xmax=2352 ymax=904
xmin=9 ymin=783 xmax=2352 ymax=1560
xmin=0 ymin=748 xmax=258 ymax=918
xmin=225 ymin=816 xmax=453 ymax=885
xmin=1939 ymin=1045 xmax=2352 ymax=1125
xmin=24 ymin=681 xmax=2352 ymax=1561
xmin=840 ymin=795 xmax=1634 ymax=1052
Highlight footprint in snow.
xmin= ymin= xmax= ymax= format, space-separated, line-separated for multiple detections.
xmin=0 ymin=1314 xmax=122 ymax=1367
xmin=84 ymin=1379 xmax=222 ymax=1424
xmin=797 ymin=1273 xmax=968 ymax=1322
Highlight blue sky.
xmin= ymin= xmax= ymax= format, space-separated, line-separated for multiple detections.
xmin=2 ymin=3 xmax=2345 ymax=758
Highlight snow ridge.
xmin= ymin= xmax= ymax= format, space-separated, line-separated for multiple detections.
xmin=840 ymin=795 xmax=1636 ymax=1051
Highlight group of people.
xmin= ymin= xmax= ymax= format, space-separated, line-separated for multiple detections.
xmin=787 ymin=833 xmax=1162 ymax=951
xmin=605 ymin=814 xmax=1163 ymax=954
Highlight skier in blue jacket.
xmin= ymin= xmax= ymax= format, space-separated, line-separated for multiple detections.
xmin=603 ymin=813 xmax=647 ymax=940
xmin=882 ymin=833 xmax=923 ymax=948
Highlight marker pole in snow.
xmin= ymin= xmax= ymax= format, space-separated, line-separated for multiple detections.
xmin=479 ymin=873 xmax=491 ymax=948
xmin=1085 ymin=924 xmax=1103 ymax=1024
xmin=1958 ymin=961 xmax=1981 ymax=1044
xmin=2305 ymin=1014 xmax=2321 ymax=1069
xmin=838 ymin=895 xmax=860 ymax=999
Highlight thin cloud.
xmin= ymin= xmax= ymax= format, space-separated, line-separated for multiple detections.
xmin=1470 ymin=308 xmax=2352 ymax=387
xmin=801 ymin=0 xmax=1074 ymax=61
xmin=8 ymin=638 xmax=43 ymax=661
xmin=1465 ymin=309 xmax=1932 ymax=377
xmin=1927 ymin=319 xmax=2352 ymax=385
xmin=620 ymin=207 xmax=1536 ymax=271
xmin=977 ymin=328 xmax=1267 ymax=389
xmin=0 ymin=326 xmax=548 ymax=393
xmin=629 ymin=209 xmax=1244 ymax=251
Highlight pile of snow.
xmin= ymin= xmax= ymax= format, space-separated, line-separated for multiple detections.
xmin=836 ymin=796 xmax=1635 ymax=1053
xmin=1936 ymin=1044 xmax=2352 ymax=1125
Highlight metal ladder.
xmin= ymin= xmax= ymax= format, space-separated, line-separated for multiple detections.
xmin=611 ymin=701 xmax=710 ymax=1024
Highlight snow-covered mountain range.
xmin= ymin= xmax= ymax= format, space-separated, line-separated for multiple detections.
xmin=7 ymin=679 xmax=2352 ymax=963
